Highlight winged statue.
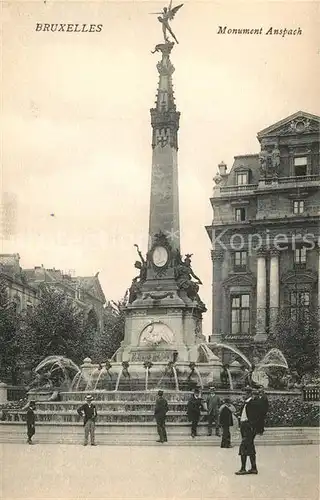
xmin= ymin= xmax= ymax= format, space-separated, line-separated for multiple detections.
xmin=150 ymin=1 xmax=184 ymax=44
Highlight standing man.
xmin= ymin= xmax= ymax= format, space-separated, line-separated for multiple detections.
xmin=26 ymin=400 xmax=36 ymax=445
xmin=235 ymin=388 xmax=261 ymax=475
xmin=187 ymin=388 xmax=205 ymax=438
xmin=256 ymin=388 xmax=269 ymax=434
xmin=206 ymin=386 xmax=221 ymax=437
xmin=219 ymin=398 xmax=235 ymax=448
xmin=77 ymin=394 xmax=98 ymax=446
xmin=154 ymin=390 xmax=169 ymax=443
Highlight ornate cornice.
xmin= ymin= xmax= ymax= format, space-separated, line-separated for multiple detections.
xmin=222 ymin=272 xmax=256 ymax=288
xmin=281 ymin=269 xmax=317 ymax=284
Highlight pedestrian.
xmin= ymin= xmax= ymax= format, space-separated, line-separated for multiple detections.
xmin=256 ymin=388 xmax=269 ymax=434
xmin=219 ymin=398 xmax=235 ymax=448
xmin=206 ymin=386 xmax=221 ymax=436
xmin=235 ymin=388 xmax=262 ymax=475
xmin=26 ymin=400 xmax=36 ymax=445
xmin=187 ymin=388 xmax=205 ymax=438
xmin=154 ymin=390 xmax=169 ymax=443
xmin=77 ymin=394 xmax=98 ymax=446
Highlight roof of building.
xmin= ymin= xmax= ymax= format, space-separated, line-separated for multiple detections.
xmin=23 ymin=267 xmax=106 ymax=304
xmin=257 ymin=110 xmax=320 ymax=138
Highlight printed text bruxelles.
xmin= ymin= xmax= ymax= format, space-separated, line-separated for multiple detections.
xmin=35 ymin=23 xmax=103 ymax=32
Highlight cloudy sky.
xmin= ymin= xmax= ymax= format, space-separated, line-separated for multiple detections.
xmin=1 ymin=0 xmax=319 ymax=334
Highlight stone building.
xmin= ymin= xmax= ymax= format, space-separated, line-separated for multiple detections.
xmin=206 ymin=111 xmax=320 ymax=357
xmin=0 ymin=254 xmax=106 ymax=334
xmin=0 ymin=254 xmax=38 ymax=310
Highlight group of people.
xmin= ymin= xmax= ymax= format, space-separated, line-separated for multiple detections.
xmin=156 ymin=385 xmax=269 ymax=475
xmin=24 ymin=387 xmax=269 ymax=475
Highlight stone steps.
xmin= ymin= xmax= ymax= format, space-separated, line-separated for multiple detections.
xmin=0 ymin=423 xmax=319 ymax=446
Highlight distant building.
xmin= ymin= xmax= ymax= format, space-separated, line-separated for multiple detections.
xmin=206 ymin=111 xmax=320 ymax=358
xmin=0 ymin=254 xmax=38 ymax=310
xmin=0 ymin=254 xmax=106 ymax=334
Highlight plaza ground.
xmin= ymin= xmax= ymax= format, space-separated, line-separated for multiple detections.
xmin=0 ymin=444 xmax=319 ymax=500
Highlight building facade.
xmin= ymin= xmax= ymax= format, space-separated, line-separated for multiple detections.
xmin=206 ymin=111 xmax=320 ymax=357
xmin=0 ymin=254 xmax=106 ymax=334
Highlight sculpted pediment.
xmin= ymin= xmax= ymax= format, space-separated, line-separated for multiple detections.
xmin=257 ymin=111 xmax=320 ymax=139
xmin=222 ymin=272 xmax=256 ymax=288
xmin=281 ymin=269 xmax=317 ymax=285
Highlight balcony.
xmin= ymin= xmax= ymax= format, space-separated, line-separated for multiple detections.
xmin=213 ymin=174 xmax=320 ymax=199
xmin=213 ymin=183 xmax=258 ymax=198
xmin=262 ymin=174 xmax=320 ymax=189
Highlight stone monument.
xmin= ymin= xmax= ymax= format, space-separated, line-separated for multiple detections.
xmin=116 ymin=3 xmax=207 ymax=363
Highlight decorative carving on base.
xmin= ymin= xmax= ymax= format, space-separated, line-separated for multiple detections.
xmin=140 ymin=321 xmax=174 ymax=346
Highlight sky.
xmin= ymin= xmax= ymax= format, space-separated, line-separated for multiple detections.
xmin=1 ymin=0 xmax=320 ymax=334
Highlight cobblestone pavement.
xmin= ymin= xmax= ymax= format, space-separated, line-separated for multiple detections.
xmin=0 ymin=443 xmax=319 ymax=500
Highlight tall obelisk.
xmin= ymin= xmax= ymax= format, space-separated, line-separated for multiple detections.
xmin=149 ymin=42 xmax=180 ymax=252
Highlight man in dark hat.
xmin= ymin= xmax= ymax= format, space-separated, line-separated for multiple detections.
xmin=206 ymin=386 xmax=221 ymax=436
xmin=154 ymin=390 xmax=169 ymax=443
xmin=187 ymin=388 xmax=205 ymax=438
xmin=26 ymin=400 xmax=36 ymax=445
xmin=218 ymin=398 xmax=234 ymax=448
xmin=235 ymin=388 xmax=262 ymax=475
xmin=77 ymin=394 xmax=98 ymax=446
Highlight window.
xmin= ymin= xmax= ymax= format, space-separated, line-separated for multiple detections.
xmin=293 ymin=200 xmax=304 ymax=214
xmin=235 ymin=208 xmax=246 ymax=221
xmin=294 ymin=247 xmax=307 ymax=266
xmin=294 ymin=157 xmax=307 ymax=176
xmin=290 ymin=291 xmax=310 ymax=321
xmin=236 ymin=172 xmax=248 ymax=185
xmin=234 ymin=251 xmax=247 ymax=271
xmin=231 ymin=294 xmax=250 ymax=334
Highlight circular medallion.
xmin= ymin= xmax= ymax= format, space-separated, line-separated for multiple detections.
xmin=152 ymin=246 xmax=168 ymax=267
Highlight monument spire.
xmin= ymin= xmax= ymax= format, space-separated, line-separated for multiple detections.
xmin=119 ymin=6 xmax=206 ymax=365
xmin=149 ymin=42 xmax=181 ymax=251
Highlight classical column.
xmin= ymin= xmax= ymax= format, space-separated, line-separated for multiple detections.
xmin=269 ymin=248 xmax=280 ymax=335
xmin=210 ymin=249 xmax=224 ymax=342
xmin=254 ymin=248 xmax=267 ymax=342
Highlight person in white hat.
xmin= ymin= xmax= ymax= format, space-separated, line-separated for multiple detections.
xmin=77 ymin=395 xmax=98 ymax=446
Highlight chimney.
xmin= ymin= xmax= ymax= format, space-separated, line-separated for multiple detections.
xmin=218 ymin=161 xmax=227 ymax=176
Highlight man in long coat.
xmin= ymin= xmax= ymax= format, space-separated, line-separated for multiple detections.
xmin=256 ymin=388 xmax=269 ymax=434
xmin=235 ymin=388 xmax=263 ymax=475
xmin=154 ymin=390 xmax=169 ymax=443
xmin=187 ymin=388 xmax=205 ymax=438
xmin=26 ymin=400 xmax=36 ymax=444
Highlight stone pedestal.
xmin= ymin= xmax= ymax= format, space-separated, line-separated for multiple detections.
xmin=117 ymin=304 xmax=204 ymax=363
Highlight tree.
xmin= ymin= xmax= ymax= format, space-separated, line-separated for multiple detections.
xmin=21 ymin=287 xmax=94 ymax=370
xmin=0 ymin=279 xmax=20 ymax=383
xmin=92 ymin=298 xmax=126 ymax=361
xmin=268 ymin=306 xmax=319 ymax=377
